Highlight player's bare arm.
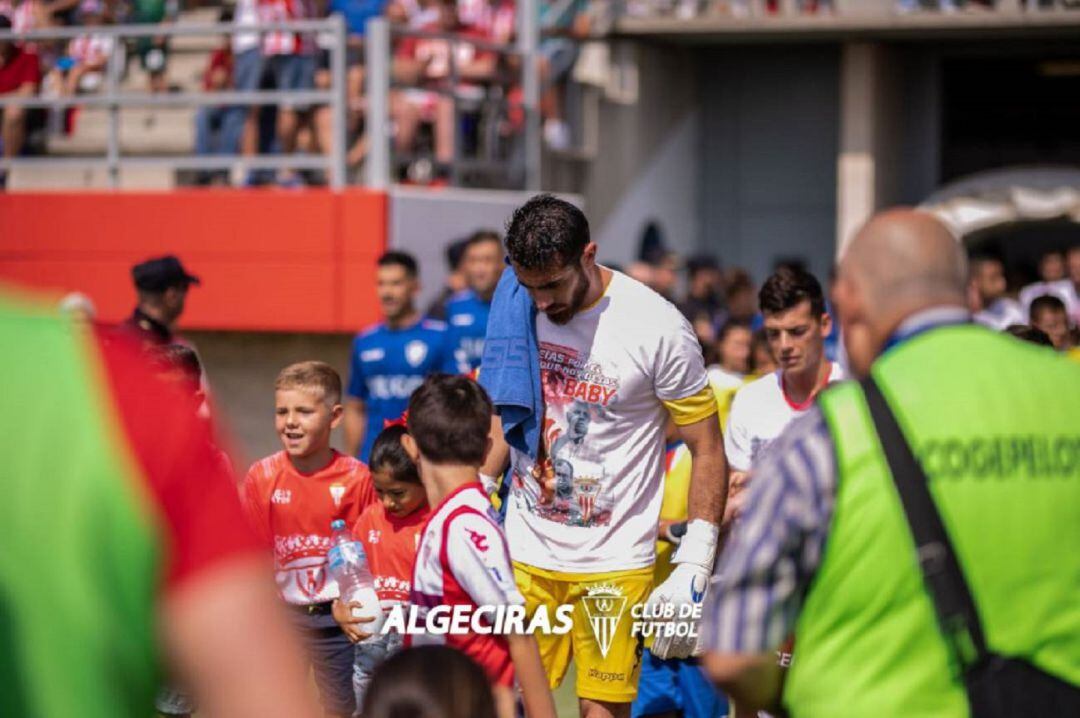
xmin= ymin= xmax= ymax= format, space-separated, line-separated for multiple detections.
xmin=343 ymin=397 xmax=366 ymax=458
xmin=646 ymin=411 xmax=726 ymax=660
xmin=677 ymin=414 xmax=728 ymax=526
xmin=479 ymin=412 xmax=510 ymax=492
xmin=507 ymin=633 xmax=558 ymax=718
xmin=702 ymin=651 xmax=784 ymax=715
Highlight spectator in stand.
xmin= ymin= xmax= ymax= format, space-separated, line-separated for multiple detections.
xmin=680 ymin=253 xmax=724 ymax=327
xmin=1030 ymin=294 xmax=1075 ymax=352
xmin=969 ymin=252 xmax=1025 ymax=331
xmin=425 ymin=237 xmax=469 ymax=320
xmin=0 ymin=14 xmax=40 ymax=190
xmin=1019 ymin=248 xmax=1080 ymax=324
xmin=194 ymin=8 xmax=237 ymax=186
xmin=227 ymin=0 xmax=266 ymax=185
xmin=259 ymin=0 xmax=317 ymax=187
xmin=130 ymin=0 xmax=179 ymax=96
xmin=392 ymin=0 xmax=499 ymax=171
xmin=48 ymin=0 xmax=114 ymax=97
xmin=708 ymin=319 xmax=752 ymax=392
xmin=538 ymin=0 xmax=589 ymax=151
xmin=314 ymin=0 xmax=397 ymax=170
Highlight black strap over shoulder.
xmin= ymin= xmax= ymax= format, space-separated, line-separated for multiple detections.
xmin=860 ymin=376 xmax=988 ymax=669
xmin=860 ymin=376 xmax=1080 ymax=718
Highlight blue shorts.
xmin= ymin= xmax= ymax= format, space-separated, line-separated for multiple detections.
xmin=234 ymin=47 xmax=265 ymax=92
xmin=268 ymin=54 xmax=315 ymax=109
xmin=630 ymin=649 xmax=728 ymax=718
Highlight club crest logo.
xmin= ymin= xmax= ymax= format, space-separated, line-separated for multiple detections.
xmin=582 ymin=583 xmax=627 ymax=659
xmin=329 ymin=484 xmax=346 ymax=508
xmin=405 ymin=340 xmax=429 ymax=368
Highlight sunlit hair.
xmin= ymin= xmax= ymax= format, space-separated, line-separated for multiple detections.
xmin=275 ymin=361 xmax=342 ymax=405
xmin=505 ymin=194 xmax=589 ymax=271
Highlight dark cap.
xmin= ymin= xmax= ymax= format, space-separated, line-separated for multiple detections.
xmin=132 ymin=255 xmax=201 ymax=292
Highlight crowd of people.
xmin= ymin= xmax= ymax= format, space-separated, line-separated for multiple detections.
xmin=7 ymin=197 xmax=1079 ymax=718
xmin=0 ymin=0 xmax=596 ymax=189
xmin=622 ymin=0 xmax=1079 ymax=18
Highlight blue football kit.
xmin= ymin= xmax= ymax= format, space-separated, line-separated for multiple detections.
xmin=347 ymin=318 xmax=458 ymax=461
xmin=445 ymin=289 xmax=491 ymax=373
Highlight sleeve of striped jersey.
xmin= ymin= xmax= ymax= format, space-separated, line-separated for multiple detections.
xmin=96 ymin=330 xmax=262 ymax=590
xmin=702 ymin=408 xmax=837 ymax=655
xmin=662 ymin=384 xmax=719 ymax=426
xmin=445 ymin=512 xmax=525 ymax=608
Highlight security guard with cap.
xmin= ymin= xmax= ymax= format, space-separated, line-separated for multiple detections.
xmin=119 ymin=254 xmax=201 ymax=349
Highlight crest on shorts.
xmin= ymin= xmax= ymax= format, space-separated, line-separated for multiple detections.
xmin=329 ymin=484 xmax=346 ymax=508
xmin=405 ymin=340 xmax=429 ymax=368
xmin=582 ymin=583 xmax=627 ymax=659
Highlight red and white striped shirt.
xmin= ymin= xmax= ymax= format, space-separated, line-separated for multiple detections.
xmin=68 ymin=34 xmax=115 ymax=66
xmin=258 ymin=0 xmax=315 ymax=56
xmin=409 ymin=482 xmax=523 ymax=687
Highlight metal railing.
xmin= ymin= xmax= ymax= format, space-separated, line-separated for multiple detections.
xmin=363 ymin=4 xmax=542 ymax=191
xmin=0 ymin=18 xmax=350 ymax=187
xmin=1 ymin=8 xmax=546 ymax=191
xmin=615 ymin=0 xmax=1080 ymax=19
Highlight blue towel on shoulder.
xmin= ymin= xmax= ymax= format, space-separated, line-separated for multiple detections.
xmin=479 ymin=266 xmax=542 ymax=460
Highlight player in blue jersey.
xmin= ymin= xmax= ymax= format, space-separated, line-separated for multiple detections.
xmin=445 ymin=230 xmax=503 ymax=372
xmin=344 ymin=251 xmax=458 ymax=461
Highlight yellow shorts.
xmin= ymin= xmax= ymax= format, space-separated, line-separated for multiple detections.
xmin=513 ymin=562 xmax=652 ymax=703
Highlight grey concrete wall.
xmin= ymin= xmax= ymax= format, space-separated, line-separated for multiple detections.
xmin=698 ymin=45 xmax=841 ymax=283
xmin=389 ymin=187 xmax=583 ymax=311
xmin=187 ymin=330 xmax=354 ymax=464
xmin=549 ymin=41 xmax=702 ymax=266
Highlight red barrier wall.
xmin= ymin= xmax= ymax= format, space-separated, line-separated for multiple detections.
xmin=0 ymin=189 xmax=387 ymax=332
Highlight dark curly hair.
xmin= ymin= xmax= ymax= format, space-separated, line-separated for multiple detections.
xmin=504 ymin=194 xmax=590 ymax=271
xmin=759 ymin=266 xmax=826 ymax=318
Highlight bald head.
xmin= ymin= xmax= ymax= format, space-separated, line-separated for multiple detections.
xmin=835 ymin=208 xmax=967 ymax=377
xmin=842 ymin=208 xmax=966 ymax=310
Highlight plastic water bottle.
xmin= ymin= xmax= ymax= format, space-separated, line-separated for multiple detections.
xmin=326 ymin=519 xmax=385 ymax=640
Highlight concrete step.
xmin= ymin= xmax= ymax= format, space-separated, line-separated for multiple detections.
xmin=47 ymin=106 xmax=195 ymax=155
xmin=8 ymin=164 xmax=175 ymax=190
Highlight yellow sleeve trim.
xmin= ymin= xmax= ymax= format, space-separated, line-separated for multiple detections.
xmin=663 ymin=384 xmax=719 ymax=426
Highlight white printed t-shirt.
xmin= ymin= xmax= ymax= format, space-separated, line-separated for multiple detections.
xmin=724 ymin=362 xmax=845 ymax=472
xmin=506 ymin=270 xmax=710 ymax=574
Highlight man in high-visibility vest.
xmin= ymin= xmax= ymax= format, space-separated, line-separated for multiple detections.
xmin=699 ymin=209 xmax=1080 ymax=717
